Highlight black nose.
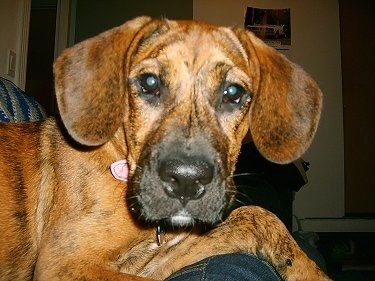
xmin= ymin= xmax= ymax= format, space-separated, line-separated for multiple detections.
xmin=158 ymin=157 xmax=214 ymax=205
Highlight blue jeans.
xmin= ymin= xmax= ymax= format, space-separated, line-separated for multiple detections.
xmin=165 ymin=253 xmax=282 ymax=281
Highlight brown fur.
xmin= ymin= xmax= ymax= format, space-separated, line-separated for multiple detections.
xmin=0 ymin=17 xmax=329 ymax=280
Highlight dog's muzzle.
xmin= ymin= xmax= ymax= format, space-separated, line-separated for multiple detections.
xmin=129 ymin=143 xmax=232 ymax=227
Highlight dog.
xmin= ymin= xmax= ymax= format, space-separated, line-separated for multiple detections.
xmin=0 ymin=17 xmax=330 ymax=280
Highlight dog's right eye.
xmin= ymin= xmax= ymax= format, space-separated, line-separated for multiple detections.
xmin=139 ymin=74 xmax=160 ymax=96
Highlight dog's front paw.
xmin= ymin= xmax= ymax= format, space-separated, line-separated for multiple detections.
xmin=224 ymin=206 xmax=331 ymax=280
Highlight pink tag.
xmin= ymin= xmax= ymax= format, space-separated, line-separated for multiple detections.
xmin=110 ymin=159 xmax=129 ymax=182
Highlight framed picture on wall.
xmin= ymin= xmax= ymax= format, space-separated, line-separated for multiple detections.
xmin=244 ymin=7 xmax=291 ymax=50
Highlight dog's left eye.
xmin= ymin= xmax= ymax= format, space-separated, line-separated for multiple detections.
xmin=139 ymin=74 xmax=160 ymax=96
xmin=222 ymin=84 xmax=245 ymax=104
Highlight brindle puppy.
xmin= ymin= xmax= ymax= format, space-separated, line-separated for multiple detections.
xmin=0 ymin=17 xmax=330 ymax=280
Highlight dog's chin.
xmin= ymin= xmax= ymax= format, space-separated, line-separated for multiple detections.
xmin=166 ymin=211 xmax=195 ymax=227
xmin=129 ymin=200 xmax=213 ymax=228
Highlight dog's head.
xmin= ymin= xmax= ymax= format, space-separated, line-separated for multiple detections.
xmin=53 ymin=17 xmax=322 ymax=226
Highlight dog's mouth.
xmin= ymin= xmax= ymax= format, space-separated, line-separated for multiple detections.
xmin=128 ymin=170 xmax=232 ymax=227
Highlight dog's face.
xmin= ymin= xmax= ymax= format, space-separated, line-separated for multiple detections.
xmin=125 ymin=20 xmax=257 ymax=225
xmin=53 ymin=17 xmax=322 ymax=226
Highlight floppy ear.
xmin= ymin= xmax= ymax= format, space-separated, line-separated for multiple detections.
xmin=53 ymin=16 xmax=152 ymax=146
xmin=234 ymin=28 xmax=323 ymax=164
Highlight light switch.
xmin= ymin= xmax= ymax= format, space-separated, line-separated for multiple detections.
xmin=7 ymin=49 xmax=16 ymax=77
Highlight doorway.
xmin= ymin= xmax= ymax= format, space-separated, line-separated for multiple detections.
xmin=25 ymin=0 xmax=57 ymax=115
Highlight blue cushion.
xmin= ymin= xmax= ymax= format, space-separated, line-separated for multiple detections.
xmin=0 ymin=77 xmax=47 ymax=122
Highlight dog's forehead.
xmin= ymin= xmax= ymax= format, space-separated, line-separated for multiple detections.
xmin=130 ymin=21 xmax=250 ymax=82
xmin=178 ymin=23 xmax=245 ymax=54
xmin=175 ymin=24 xmax=246 ymax=69
xmin=132 ymin=20 xmax=248 ymax=68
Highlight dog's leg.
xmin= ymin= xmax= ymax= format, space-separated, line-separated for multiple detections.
xmin=33 ymin=209 xmax=331 ymax=281
xmin=33 ymin=232 xmax=160 ymax=281
xmin=139 ymin=206 xmax=331 ymax=281
xmin=34 ymin=258 xmax=157 ymax=281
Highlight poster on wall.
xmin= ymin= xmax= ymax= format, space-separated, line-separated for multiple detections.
xmin=244 ymin=7 xmax=291 ymax=50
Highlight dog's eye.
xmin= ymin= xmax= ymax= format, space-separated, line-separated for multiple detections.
xmin=222 ymin=84 xmax=245 ymax=104
xmin=139 ymin=74 xmax=160 ymax=96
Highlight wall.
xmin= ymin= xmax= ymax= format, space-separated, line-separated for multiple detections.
xmin=0 ymin=0 xmax=30 ymax=89
xmin=194 ymin=0 xmax=345 ymax=220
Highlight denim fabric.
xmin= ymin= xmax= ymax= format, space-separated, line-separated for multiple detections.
xmin=166 ymin=253 xmax=282 ymax=281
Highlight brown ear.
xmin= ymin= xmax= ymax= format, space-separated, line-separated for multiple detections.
xmin=234 ymin=28 xmax=323 ymax=163
xmin=53 ymin=16 xmax=152 ymax=146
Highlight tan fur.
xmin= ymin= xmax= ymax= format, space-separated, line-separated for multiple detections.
xmin=0 ymin=17 xmax=329 ymax=280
